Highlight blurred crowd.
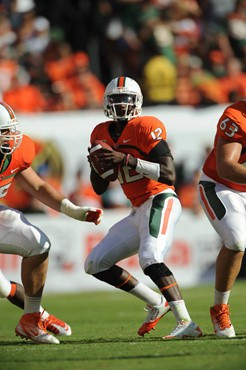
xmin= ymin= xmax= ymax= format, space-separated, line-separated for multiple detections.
xmin=0 ymin=0 xmax=245 ymax=113
xmin=0 ymin=0 xmax=245 ymax=214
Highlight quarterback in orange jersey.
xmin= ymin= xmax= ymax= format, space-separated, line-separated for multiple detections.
xmin=0 ymin=101 xmax=103 ymax=344
xmin=86 ymin=76 xmax=202 ymax=339
xmin=198 ymin=99 xmax=246 ymax=339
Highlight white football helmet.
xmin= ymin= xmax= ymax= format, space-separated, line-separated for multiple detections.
xmin=0 ymin=102 xmax=22 ymax=154
xmin=104 ymin=76 xmax=143 ymax=120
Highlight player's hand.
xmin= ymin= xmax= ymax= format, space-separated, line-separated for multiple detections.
xmin=97 ymin=149 xmax=125 ymax=166
xmin=87 ymin=148 xmax=109 ymax=174
xmin=60 ymin=199 xmax=103 ymax=225
xmin=82 ymin=207 xmax=103 ymax=225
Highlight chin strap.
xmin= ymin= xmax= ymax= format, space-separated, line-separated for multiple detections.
xmin=60 ymin=198 xmax=103 ymax=225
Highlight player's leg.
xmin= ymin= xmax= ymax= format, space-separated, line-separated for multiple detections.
xmin=215 ymin=247 xmax=244 ymax=293
xmin=0 ymin=206 xmax=58 ymax=344
xmin=84 ymin=211 xmax=166 ymax=317
xmin=7 ymin=281 xmax=24 ymax=309
xmin=0 ymin=268 xmax=71 ymax=336
xmin=199 ymin=181 xmax=246 ymax=338
xmin=0 ymin=269 xmax=24 ymax=308
xmin=139 ymin=191 xmax=202 ymax=339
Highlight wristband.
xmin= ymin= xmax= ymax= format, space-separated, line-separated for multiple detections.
xmin=124 ymin=154 xmax=130 ymax=166
xmin=60 ymin=198 xmax=87 ymax=220
xmin=135 ymin=158 xmax=160 ymax=181
xmin=60 ymin=198 xmax=103 ymax=225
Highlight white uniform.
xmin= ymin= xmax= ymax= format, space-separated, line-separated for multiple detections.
xmin=199 ymin=173 xmax=246 ymax=252
xmin=199 ymin=101 xmax=246 ymax=252
xmin=0 ymin=204 xmax=50 ymax=257
xmin=85 ymin=189 xmax=181 ymax=274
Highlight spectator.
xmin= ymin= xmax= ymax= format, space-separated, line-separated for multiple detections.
xmin=0 ymin=0 xmax=245 ymax=110
xmin=3 ymin=73 xmax=47 ymax=112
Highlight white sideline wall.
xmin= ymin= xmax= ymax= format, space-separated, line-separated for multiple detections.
xmin=17 ymin=104 xmax=227 ymax=194
xmin=0 ymin=105 xmax=226 ymax=291
xmin=0 ymin=209 xmax=220 ymax=292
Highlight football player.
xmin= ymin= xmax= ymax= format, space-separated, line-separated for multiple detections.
xmin=0 ymin=269 xmax=71 ymax=336
xmin=198 ymin=99 xmax=246 ymax=338
xmin=86 ymin=76 xmax=202 ymax=339
xmin=0 ymin=101 xmax=103 ymax=344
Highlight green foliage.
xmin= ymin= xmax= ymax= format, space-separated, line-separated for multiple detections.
xmin=0 ymin=282 xmax=246 ymax=370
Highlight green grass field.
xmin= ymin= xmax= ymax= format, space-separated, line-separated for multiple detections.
xmin=1 ymin=281 xmax=246 ymax=370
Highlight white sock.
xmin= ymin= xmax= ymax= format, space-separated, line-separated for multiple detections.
xmin=40 ymin=306 xmax=49 ymax=319
xmin=129 ymin=282 xmax=163 ymax=306
xmin=0 ymin=270 xmax=11 ymax=298
xmin=24 ymin=295 xmax=42 ymax=314
xmin=169 ymin=300 xmax=191 ymax=323
xmin=214 ymin=289 xmax=231 ymax=305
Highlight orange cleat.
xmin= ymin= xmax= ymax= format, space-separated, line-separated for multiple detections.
xmin=210 ymin=304 xmax=235 ymax=338
xmin=138 ymin=297 xmax=170 ymax=336
xmin=15 ymin=312 xmax=59 ymax=344
xmin=43 ymin=314 xmax=72 ymax=336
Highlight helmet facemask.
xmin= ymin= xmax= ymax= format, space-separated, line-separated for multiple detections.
xmin=0 ymin=124 xmax=22 ymax=154
xmin=105 ymin=93 xmax=141 ymax=120
xmin=0 ymin=102 xmax=23 ymax=155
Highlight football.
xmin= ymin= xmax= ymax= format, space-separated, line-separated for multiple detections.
xmin=89 ymin=140 xmax=118 ymax=181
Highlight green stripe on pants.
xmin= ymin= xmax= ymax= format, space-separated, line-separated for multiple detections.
xmin=149 ymin=193 xmax=178 ymax=238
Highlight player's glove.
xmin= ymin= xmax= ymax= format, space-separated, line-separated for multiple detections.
xmin=60 ymin=198 xmax=103 ymax=225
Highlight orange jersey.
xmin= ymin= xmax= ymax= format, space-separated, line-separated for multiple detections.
xmin=0 ymin=135 xmax=35 ymax=199
xmin=91 ymin=116 xmax=174 ymax=207
xmin=203 ymin=100 xmax=246 ymax=191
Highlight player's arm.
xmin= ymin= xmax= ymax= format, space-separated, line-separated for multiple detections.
xmin=15 ymin=167 xmax=103 ymax=224
xmin=90 ymin=169 xmax=109 ymax=195
xmin=216 ymin=137 xmax=246 ymax=183
xmin=15 ymin=167 xmax=65 ymax=211
xmin=124 ymin=140 xmax=175 ymax=185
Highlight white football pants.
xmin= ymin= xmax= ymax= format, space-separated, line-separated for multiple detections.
xmin=0 ymin=204 xmax=51 ymax=257
xmin=85 ymin=189 xmax=182 ymax=274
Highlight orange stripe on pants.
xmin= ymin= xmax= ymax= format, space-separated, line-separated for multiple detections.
xmin=199 ymin=185 xmax=215 ymax=220
xmin=161 ymin=198 xmax=174 ymax=235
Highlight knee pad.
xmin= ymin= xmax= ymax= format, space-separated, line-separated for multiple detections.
xmin=144 ymin=263 xmax=172 ymax=282
xmin=84 ymin=247 xmax=112 ymax=275
xmin=93 ymin=265 xmax=124 ymax=286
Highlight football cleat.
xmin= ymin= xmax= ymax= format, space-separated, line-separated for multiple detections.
xmin=43 ymin=314 xmax=72 ymax=336
xmin=210 ymin=304 xmax=235 ymax=338
xmin=138 ymin=297 xmax=170 ymax=336
xmin=163 ymin=320 xmax=202 ymax=339
xmin=15 ymin=312 xmax=60 ymax=344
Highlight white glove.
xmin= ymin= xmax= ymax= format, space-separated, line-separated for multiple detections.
xmin=60 ymin=199 xmax=103 ymax=225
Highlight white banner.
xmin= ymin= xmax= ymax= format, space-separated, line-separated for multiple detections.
xmin=0 ymin=209 xmax=220 ymax=292
xmin=0 ymin=106 xmax=225 ymax=291
xmin=17 ymin=105 xmax=227 ymax=194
